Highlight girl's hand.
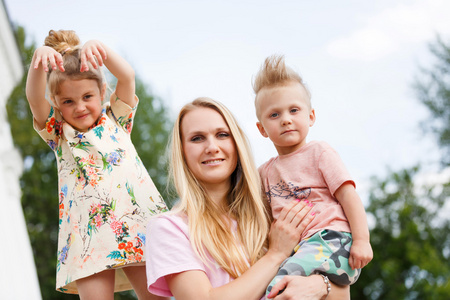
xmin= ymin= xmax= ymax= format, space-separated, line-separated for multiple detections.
xmin=80 ymin=40 xmax=107 ymax=72
xmin=33 ymin=46 xmax=64 ymax=73
xmin=267 ymin=200 xmax=315 ymax=260
xmin=349 ymin=240 xmax=373 ymax=270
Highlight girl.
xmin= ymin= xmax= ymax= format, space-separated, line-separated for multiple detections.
xmin=26 ymin=30 xmax=168 ymax=299
xmin=145 ymin=97 xmax=350 ymax=299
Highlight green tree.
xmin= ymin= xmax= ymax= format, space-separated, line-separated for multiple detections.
xmin=414 ymin=36 xmax=450 ymax=166
xmin=351 ymin=167 xmax=449 ymax=299
xmin=7 ymin=26 xmax=173 ymax=299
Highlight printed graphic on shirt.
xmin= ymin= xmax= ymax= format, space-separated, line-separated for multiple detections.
xmin=266 ymin=179 xmax=311 ymax=203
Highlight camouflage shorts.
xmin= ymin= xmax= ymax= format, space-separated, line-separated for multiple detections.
xmin=266 ymin=229 xmax=361 ymax=296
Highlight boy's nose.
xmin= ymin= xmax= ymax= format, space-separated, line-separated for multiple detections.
xmin=281 ymin=117 xmax=292 ymax=126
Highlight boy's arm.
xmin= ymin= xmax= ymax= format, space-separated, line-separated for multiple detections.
xmin=26 ymin=46 xmax=62 ymax=129
xmin=80 ymin=40 xmax=136 ymax=107
xmin=334 ymin=183 xmax=373 ymax=269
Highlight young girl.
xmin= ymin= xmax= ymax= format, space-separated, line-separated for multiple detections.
xmin=145 ymin=97 xmax=350 ymax=299
xmin=25 ymin=30 xmax=168 ymax=299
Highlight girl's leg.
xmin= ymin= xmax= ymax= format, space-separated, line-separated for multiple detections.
xmin=123 ymin=265 xmax=169 ymax=300
xmin=76 ymin=269 xmax=115 ymax=300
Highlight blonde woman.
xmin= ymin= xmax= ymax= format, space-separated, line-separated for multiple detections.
xmin=145 ymin=98 xmax=350 ymax=299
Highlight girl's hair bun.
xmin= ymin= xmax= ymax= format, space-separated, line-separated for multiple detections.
xmin=44 ymin=30 xmax=80 ymax=55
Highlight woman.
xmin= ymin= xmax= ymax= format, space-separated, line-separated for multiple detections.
xmin=145 ymin=97 xmax=349 ymax=299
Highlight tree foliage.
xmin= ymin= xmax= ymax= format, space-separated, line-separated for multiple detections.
xmin=414 ymin=36 xmax=450 ymax=166
xmin=7 ymin=26 xmax=173 ymax=299
xmin=351 ymin=167 xmax=449 ymax=299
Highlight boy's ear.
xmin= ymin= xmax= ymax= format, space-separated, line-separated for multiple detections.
xmin=309 ymin=109 xmax=316 ymax=127
xmin=256 ymin=122 xmax=269 ymax=138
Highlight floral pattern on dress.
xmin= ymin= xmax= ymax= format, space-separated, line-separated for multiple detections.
xmin=36 ymin=98 xmax=168 ymax=294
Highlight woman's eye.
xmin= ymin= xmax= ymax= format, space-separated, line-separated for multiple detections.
xmin=191 ymin=136 xmax=203 ymax=142
xmin=217 ymin=132 xmax=230 ymax=138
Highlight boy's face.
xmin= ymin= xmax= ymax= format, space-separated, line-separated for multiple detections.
xmin=256 ymin=82 xmax=315 ymax=156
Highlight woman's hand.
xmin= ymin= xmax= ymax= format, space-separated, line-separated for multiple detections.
xmin=268 ymin=275 xmax=350 ymax=300
xmin=80 ymin=40 xmax=107 ymax=72
xmin=267 ymin=200 xmax=314 ymax=260
xmin=32 ymin=46 xmax=64 ymax=73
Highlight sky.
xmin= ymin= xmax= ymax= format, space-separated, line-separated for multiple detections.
xmin=4 ymin=0 xmax=450 ymax=203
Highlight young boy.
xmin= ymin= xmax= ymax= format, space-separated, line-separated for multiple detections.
xmin=253 ymin=55 xmax=373 ymax=297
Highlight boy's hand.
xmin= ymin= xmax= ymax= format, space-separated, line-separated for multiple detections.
xmin=33 ymin=46 xmax=64 ymax=73
xmin=349 ymin=239 xmax=373 ymax=269
xmin=80 ymin=40 xmax=107 ymax=72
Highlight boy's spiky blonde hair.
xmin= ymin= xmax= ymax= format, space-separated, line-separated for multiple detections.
xmin=252 ymin=55 xmax=310 ymax=118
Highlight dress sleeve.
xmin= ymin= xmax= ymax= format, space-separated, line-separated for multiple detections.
xmin=33 ymin=106 xmax=63 ymax=151
xmin=109 ymin=93 xmax=139 ymax=134
xmin=318 ymin=143 xmax=355 ymax=196
xmin=145 ymin=215 xmax=206 ymax=297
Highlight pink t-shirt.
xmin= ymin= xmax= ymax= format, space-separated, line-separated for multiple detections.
xmin=146 ymin=214 xmax=238 ymax=297
xmin=259 ymin=141 xmax=354 ymax=239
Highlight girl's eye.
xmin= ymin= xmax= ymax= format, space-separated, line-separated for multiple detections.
xmin=63 ymin=99 xmax=72 ymax=105
xmin=84 ymin=95 xmax=92 ymax=100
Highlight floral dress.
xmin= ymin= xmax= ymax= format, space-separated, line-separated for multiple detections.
xmin=35 ymin=96 xmax=168 ymax=294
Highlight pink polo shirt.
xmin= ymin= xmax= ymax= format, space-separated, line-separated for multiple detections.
xmin=259 ymin=141 xmax=354 ymax=239
xmin=146 ymin=214 xmax=264 ymax=299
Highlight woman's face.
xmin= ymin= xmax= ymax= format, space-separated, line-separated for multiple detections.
xmin=181 ymin=107 xmax=238 ymax=192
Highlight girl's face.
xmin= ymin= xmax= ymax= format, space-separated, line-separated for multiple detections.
xmin=54 ymin=79 xmax=105 ymax=132
xmin=181 ymin=107 xmax=238 ymax=192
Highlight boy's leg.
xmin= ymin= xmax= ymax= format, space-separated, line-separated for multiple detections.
xmin=315 ymin=230 xmax=360 ymax=285
xmin=266 ymin=230 xmax=360 ymax=297
xmin=76 ymin=269 xmax=115 ymax=300
xmin=123 ymin=265 xmax=170 ymax=300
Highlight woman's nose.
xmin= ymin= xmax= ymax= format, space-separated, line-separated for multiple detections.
xmin=205 ymin=139 xmax=220 ymax=153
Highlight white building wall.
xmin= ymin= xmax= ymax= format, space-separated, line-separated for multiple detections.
xmin=0 ymin=2 xmax=42 ymax=299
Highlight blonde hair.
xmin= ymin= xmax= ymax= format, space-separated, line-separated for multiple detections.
xmin=253 ymin=55 xmax=311 ymax=118
xmin=44 ymin=30 xmax=104 ymax=97
xmin=169 ymin=97 xmax=269 ymax=278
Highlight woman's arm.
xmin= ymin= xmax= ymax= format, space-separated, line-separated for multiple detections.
xmin=267 ymin=275 xmax=350 ymax=300
xmin=25 ymin=46 xmax=63 ymax=129
xmin=80 ymin=40 xmax=136 ymax=107
xmin=166 ymin=200 xmax=314 ymax=300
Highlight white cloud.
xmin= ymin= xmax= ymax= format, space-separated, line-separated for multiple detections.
xmin=327 ymin=0 xmax=450 ymax=61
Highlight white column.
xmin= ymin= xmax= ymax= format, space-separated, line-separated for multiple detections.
xmin=0 ymin=3 xmax=42 ymax=299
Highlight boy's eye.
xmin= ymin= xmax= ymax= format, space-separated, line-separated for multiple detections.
xmin=269 ymin=112 xmax=279 ymax=118
xmin=290 ymin=108 xmax=299 ymax=113
xmin=84 ymin=95 xmax=92 ymax=100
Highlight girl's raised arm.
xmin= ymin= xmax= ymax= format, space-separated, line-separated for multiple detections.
xmin=26 ymin=46 xmax=64 ymax=129
xmin=80 ymin=41 xmax=136 ymax=107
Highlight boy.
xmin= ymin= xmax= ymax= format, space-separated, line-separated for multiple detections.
xmin=253 ymin=55 xmax=373 ymax=297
